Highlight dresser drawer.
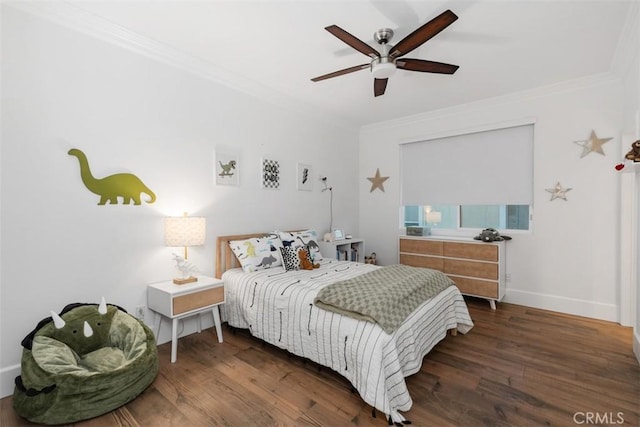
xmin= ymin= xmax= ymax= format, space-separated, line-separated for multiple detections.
xmin=449 ymin=276 xmax=498 ymax=299
xmin=400 ymin=238 xmax=443 ymax=256
xmin=173 ymin=286 xmax=224 ymax=315
xmin=444 ymin=258 xmax=498 ymax=280
xmin=444 ymin=242 xmax=498 ymax=261
xmin=400 ymin=253 xmax=444 ymax=270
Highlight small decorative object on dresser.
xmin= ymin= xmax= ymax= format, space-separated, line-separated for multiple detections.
xmin=147 ymin=276 xmax=224 ymax=363
xmin=399 ymin=236 xmax=505 ymax=310
xmin=406 ymin=226 xmax=429 ymax=236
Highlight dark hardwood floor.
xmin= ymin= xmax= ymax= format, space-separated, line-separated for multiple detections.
xmin=2 ymin=298 xmax=638 ymax=426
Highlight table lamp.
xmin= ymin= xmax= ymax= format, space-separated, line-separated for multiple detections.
xmin=164 ymin=213 xmax=206 ymax=284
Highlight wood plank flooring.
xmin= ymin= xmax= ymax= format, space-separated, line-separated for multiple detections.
xmin=2 ymin=298 xmax=638 ymax=426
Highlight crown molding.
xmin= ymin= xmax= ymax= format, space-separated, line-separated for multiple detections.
xmin=362 ymin=72 xmax=622 ymax=133
xmin=5 ymin=1 xmax=356 ymax=131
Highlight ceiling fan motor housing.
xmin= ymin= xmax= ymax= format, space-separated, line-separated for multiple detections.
xmin=374 ymin=28 xmax=394 ymax=44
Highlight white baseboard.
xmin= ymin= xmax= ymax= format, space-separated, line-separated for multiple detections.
xmin=1 ymin=364 xmax=20 ymax=399
xmin=503 ymin=289 xmax=618 ymax=322
xmin=634 ymin=330 xmax=640 ymax=365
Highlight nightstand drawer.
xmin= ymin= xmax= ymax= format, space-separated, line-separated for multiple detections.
xmin=173 ymin=286 xmax=224 ymax=315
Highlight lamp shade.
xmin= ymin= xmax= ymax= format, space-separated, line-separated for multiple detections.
xmin=164 ymin=216 xmax=206 ymax=247
xmin=426 ymin=211 xmax=442 ymax=224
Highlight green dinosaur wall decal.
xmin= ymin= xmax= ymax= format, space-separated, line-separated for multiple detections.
xmin=68 ymin=148 xmax=156 ymax=205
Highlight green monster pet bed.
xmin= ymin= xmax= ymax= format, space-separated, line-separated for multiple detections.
xmin=13 ymin=298 xmax=158 ymax=425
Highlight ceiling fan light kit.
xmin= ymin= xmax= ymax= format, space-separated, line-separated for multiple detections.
xmin=311 ymin=9 xmax=459 ymax=97
xmin=371 ymin=58 xmax=396 ymax=79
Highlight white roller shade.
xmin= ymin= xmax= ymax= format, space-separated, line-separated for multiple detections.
xmin=401 ymin=124 xmax=534 ymax=206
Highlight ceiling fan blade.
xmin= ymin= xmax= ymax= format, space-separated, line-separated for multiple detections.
xmin=311 ymin=64 xmax=369 ymax=82
xmin=374 ymin=78 xmax=388 ymax=97
xmin=390 ymin=9 xmax=458 ymax=58
xmin=397 ymin=58 xmax=459 ymax=74
xmin=325 ymin=25 xmax=380 ymax=59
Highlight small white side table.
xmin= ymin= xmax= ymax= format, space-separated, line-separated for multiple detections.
xmin=147 ymin=276 xmax=224 ymax=363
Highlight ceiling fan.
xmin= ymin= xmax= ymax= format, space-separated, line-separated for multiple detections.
xmin=311 ymin=9 xmax=460 ymax=97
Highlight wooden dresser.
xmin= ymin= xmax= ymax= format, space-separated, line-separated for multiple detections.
xmin=399 ymin=236 xmax=505 ymax=309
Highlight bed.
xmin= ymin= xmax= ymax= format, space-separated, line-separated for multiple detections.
xmin=216 ymin=231 xmax=474 ymax=424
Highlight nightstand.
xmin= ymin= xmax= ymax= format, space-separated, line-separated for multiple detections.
xmin=147 ymin=276 xmax=224 ymax=363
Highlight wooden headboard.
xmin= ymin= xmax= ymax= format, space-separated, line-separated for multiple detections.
xmin=215 ymin=232 xmax=265 ymax=279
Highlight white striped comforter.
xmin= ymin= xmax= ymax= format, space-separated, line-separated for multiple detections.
xmin=221 ymin=259 xmax=474 ymax=423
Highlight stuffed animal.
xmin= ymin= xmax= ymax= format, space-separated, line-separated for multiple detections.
xmin=473 ymin=228 xmax=512 ymax=242
xmin=298 ymin=248 xmax=319 ymax=270
xmin=625 ymin=140 xmax=640 ymax=162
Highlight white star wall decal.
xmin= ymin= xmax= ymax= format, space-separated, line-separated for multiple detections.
xmin=573 ymin=130 xmax=612 ymax=158
xmin=545 ymin=182 xmax=572 ymax=201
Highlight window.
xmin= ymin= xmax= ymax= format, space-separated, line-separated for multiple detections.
xmin=403 ymin=204 xmax=530 ymax=231
xmin=400 ymin=123 xmax=534 ymax=233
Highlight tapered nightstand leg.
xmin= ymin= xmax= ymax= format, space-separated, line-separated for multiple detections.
xmin=171 ymin=318 xmax=178 ymax=363
xmin=153 ymin=314 xmax=161 ymax=343
xmin=489 ymin=300 xmax=496 ymax=310
xmin=212 ymin=306 xmax=223 ymax=343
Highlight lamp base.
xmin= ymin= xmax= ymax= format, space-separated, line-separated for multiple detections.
xmin=173 ymin=276 xmax=198 ymax=285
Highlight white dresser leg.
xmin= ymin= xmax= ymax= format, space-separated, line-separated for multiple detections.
xmin=489 ymin=300 xmax=497 ymax=310
xmin=212 ymin=306 xmax=223 ymax=343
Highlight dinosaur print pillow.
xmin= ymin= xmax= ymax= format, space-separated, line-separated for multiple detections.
xmin=229 ymin=234 xmax=284 ymax=273
xmin=277 ymin=230 xmax=324 ymax=262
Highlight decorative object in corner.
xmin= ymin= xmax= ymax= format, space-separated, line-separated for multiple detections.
xmin=367 ymin=168 xmax=389 ymax=192
xmin=615 ymin=139 xmax=640 ymax=171
xmin=297 ymin=163 xmax=313 ymax=191
xmin=545 ymin=181 xmax=572 ymax=201
xmin=68 ymin=148 xmax=156 ymax=205
xmin=573 ymin=130 xmax=612 ymax=158
xmin=262 ymin=158 xmax=280 ymax=189
xmin=215 ymin=148 xmax=240 ymax=186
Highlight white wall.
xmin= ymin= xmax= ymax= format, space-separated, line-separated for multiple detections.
xmin=0 ymin=6 xmax=360 ymax=397
xmin=359 ymin=75 xmax=625 ymax=322
xmin=619 ymin=5 xmax=640 ymax=362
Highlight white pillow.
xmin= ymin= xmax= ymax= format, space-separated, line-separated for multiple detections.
xmin=229 ymin=234 xmax=283 ymax=273
xmin=277 ymin=230 xmax=324 ymax=262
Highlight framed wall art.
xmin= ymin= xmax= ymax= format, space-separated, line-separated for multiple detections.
xmin=215 ymin=148 xmax=240 ymax=186
xmin=262 ymin=157 xmax=280 ymax=189
xmin=296 ymin=163 xmax=313 ymax=191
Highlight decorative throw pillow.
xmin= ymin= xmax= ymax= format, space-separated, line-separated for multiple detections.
xmin=280 ymin=246 xmax=301 ymax=271
xmin=229 ymin=234 xmax=283 ymax=273
xmin=277 ymin=230 xmax=324 ymax=262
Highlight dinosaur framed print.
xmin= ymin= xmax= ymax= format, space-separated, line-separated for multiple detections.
xmin=215 ymin=148 xmax=240 ymax=186
xmin=296 ymin=163 xmax=313 ymax=191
